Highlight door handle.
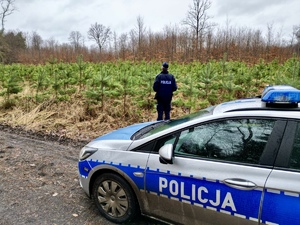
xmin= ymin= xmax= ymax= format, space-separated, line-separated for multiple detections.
xmin=223 ymin=178 xmax=257 ymax=190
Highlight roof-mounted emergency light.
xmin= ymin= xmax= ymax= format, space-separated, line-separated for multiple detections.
xmin=261 ymin=85 xmax=300 ymax=107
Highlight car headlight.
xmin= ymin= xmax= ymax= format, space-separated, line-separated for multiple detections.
xmin=79 ymin=146 xmax=98 ymax=161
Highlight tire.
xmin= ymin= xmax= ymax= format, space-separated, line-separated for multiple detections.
xmin=92 ymin=173 xmax=139 ymax=224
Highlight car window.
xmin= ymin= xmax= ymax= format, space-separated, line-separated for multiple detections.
xmin=135 ymin=141 xmax=156 ymax=153
xmin=154 ymin=134 xmax=178 ymax=152
xmin=289 ymin=123 xmax=300 ymax=170
xmin=174 ymin=118 xmax=276 ymax=164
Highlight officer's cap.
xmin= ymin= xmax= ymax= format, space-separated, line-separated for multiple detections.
xmin=162 ymin=62 xmax=169 ymax=68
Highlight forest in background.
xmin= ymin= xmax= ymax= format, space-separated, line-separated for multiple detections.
xmin=1 ymin=21 xmax=299 ymax=65
xmin=0 ymin=0 xmax=299 ymax=65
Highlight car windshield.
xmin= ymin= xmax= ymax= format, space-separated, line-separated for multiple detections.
xmin=133 ymin=106 xmax=214 ymax=140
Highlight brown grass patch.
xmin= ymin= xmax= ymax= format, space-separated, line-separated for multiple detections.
xmin=0 ymin=95 xmax=178 ymax=141
xmin=0 ymin=86 xmax=190 ymax=141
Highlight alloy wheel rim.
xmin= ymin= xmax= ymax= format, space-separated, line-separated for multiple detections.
xmin=97 ymin=180 xmax=129 ymax=217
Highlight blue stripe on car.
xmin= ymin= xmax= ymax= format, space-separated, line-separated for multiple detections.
xmin=79 ymin=160 xmax=299 ymax=225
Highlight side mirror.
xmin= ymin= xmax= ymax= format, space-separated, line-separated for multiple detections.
xmin=159 ymin=144 xmax=174 ymax=164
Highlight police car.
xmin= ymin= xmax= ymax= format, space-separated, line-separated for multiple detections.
xmin=78 ymin=85 xmax=300 ymax=225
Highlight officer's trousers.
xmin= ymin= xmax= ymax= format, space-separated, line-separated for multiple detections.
xmin=156 ymin=100 xmax=171 ymax=121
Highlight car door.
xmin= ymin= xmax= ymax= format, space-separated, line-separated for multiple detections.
xmin=261 ymin=120 xmax=300 ymax=225
xmin=144 ymin=118 xmax=285 ymax=225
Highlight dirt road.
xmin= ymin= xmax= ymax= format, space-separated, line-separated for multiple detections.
xmin=0 ymin=125 xmax=164 ymax=225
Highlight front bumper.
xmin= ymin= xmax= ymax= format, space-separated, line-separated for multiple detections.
xmin=78 ymin=160 xmax=93 ymax=197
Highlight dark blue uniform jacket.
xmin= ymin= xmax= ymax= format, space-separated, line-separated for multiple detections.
xmin=153 ymin=71 xmax=177 ymax=102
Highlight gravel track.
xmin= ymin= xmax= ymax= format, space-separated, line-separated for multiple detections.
xmin=0 ymin=125 xmax=164 ymax=225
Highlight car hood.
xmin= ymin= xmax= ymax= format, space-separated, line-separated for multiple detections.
xmin=86 ymin=121 xmax=159 ymax=151
xmin=93 ymin=121 xmax=158 ymax=141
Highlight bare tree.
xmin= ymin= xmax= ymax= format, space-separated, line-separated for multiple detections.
xmin=30 ymin=31 xmax=43 ymax=60
xmin=266 ymin=23 xmax=274 ymax=47
xmin=119 ymin=33 xmax=128 ymax=60
xmin=135 ymin=15 xmax=146 ymax=55
xmin=182 ymin=0 xmax=214 ymax=57
xmin=45 ymin=37 xmax=58 ymax=52
xmin=31 ymin=31 xmax=43 ymax=50
xmin=129 ymin=29 xmax=137 ymax=59
xmin=294 ymin=25 xmax=300 ymax=43
xmin=87 ymin=23 xmax=111 ymax=54
xmin=162 ymin=24 xmax=179 ymax=61
xmin=69 ymin=31 xmax=84 ymax=51
xmin=293 ymin=25 xmax=300 ymax=55
xmin=0 ymin=0 xmax=16 ymax=33
xmin=112 ymin=31 xmax=118 ymax=58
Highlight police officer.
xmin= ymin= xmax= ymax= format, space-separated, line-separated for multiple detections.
xmin=153 ymin=62 xmax=177 ymax=120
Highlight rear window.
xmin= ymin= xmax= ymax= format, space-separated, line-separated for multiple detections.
xmin=289 ymin=123 xmax=300 ymax=170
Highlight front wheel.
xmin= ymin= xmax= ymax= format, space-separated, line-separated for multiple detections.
xmin=92 ymin=173 xmax=139 ymax=224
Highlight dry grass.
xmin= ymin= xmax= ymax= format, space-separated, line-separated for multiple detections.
xmin=0 ymin=80 xmax=189 ymax=142
xmin=0 ymin=94 xmax=181 ymax=141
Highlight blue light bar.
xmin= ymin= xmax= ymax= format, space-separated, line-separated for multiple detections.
xmin=261 ymin=88 xmax=300 ymax=104
xmin=262 ymin=85 xmax=296 ymax=95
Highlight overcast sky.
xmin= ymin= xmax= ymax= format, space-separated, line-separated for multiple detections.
xmin=5 ymin=0 xmax=300 ymax=47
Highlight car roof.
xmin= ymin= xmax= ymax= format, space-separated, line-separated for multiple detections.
xmin=212 ymin=97 xmax=300 ymax=115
